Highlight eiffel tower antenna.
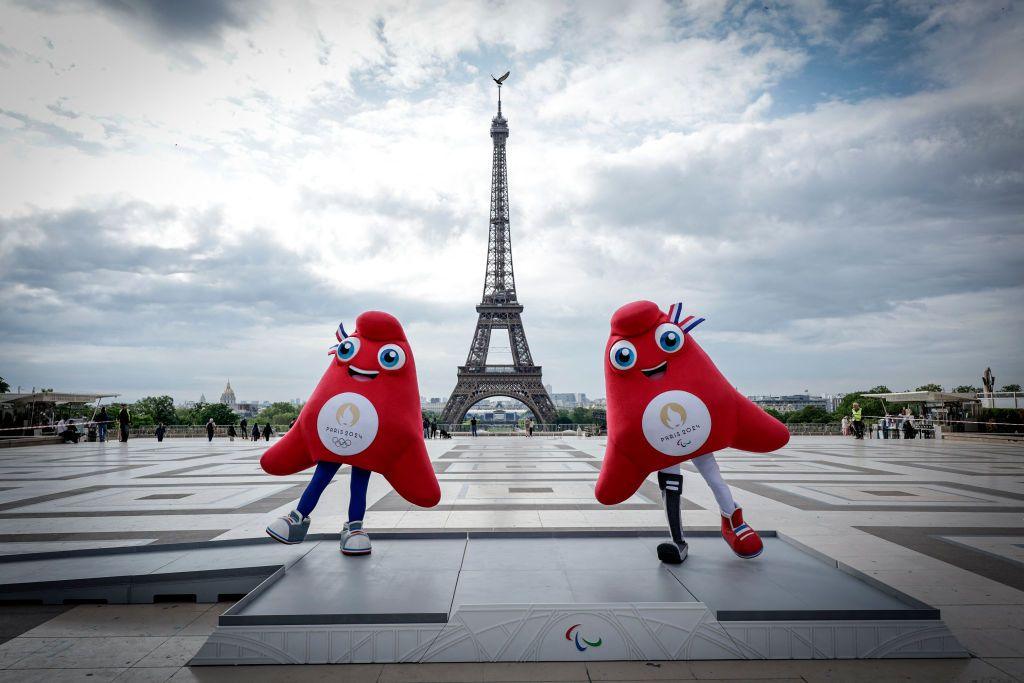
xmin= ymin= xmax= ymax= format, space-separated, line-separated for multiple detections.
xmin=441 ymin=72 xmax=557 ymax=426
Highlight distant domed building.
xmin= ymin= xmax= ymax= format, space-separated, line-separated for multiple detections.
xmin=219 ymin=381 xmax=237 ymax=410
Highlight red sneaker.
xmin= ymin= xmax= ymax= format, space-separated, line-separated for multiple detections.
xmin=721 ymin=507 xmax=763 ymax=559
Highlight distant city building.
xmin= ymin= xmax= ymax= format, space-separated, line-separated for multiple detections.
xmin=551 ymin=392 xmax=590 ymax=408
xmin=235 ymin=401 xmax=261 ymax=418
xmin=748 ymin=394 xmax=832 ymax=413
xmin=466 ymin=407 xmax=528 ymax=423
xmin=420 ymin=396 xmax=448 ymax=413
xmin=219 ymin=381 xmax=237 ymax=410
xmin=199 ymin=393 xmax=207 ymax=404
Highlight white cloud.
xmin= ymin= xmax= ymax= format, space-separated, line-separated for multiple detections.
xmin=0 ymin=0 xmax=1021 ymax=401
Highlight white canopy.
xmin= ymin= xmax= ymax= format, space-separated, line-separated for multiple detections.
xmin=0 ymin=392 xmax=119 ymax=405
xmin=860 ymin=391 xmax=978 ymax=404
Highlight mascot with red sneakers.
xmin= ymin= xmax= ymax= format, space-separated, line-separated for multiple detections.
xmin=596 ymin=300 xmax=790 ymax=564
xmin=261 ymin=311 xmax=440 ymax=555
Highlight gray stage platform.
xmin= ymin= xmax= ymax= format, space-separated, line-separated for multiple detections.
xmin=189 ymin=531 xmax=966 ymax=664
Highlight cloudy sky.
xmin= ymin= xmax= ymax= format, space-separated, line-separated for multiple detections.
xmin=1 ymin=0 xmax=1022 ymax=404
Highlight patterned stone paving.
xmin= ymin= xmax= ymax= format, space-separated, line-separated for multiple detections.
xmin=0 ymin=435 xmax=1023 ymax=681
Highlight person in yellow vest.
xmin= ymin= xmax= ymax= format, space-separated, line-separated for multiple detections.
xmin=851 ymin=402 xmax=864 ymax=439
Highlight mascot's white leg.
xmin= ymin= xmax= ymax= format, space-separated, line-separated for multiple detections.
xmin=690 ymin=453 xmax=737 ymax=515
xmin=691 ymin=453 xmax=763 ymax=559
xmin=656 ymin=463 xmax=688 ymax=564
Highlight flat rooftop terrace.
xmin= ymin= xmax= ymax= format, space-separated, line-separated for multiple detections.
xmin=0 ymin=436 xmax=1022 ymax=680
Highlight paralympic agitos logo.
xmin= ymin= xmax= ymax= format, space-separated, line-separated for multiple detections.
xmin=565 ymin=624 xmax=602 ymax=652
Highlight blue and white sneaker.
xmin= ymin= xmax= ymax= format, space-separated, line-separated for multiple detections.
xmin=341 ymin=520 xmax=371 ymax=556
xmin=266 ymin=510 xmax=310 ymax=544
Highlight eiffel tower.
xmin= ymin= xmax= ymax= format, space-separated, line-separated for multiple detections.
xmin=441 ymin=73 xmax=556 ymax=426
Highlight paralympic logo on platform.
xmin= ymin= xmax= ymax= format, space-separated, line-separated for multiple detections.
xmin=565 ymin=624 xmax=602 ymax=652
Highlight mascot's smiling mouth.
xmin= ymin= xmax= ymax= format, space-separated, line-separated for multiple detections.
xmin=348 ymin=366 xmax=380 ymax=382
xmin=641 ymin=360 xmax=668 ymax=379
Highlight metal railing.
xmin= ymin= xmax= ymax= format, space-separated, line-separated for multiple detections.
xmin=438 ymin=423 xmax=599 ymax=437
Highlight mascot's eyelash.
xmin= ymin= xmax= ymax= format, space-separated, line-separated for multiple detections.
xmin=667 ymin=302 xmax=705 ymax=334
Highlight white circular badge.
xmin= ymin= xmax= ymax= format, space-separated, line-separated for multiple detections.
xmin=316 ymin=392 xmax=379 ymax=456
xmin=641 ymin=390 xmax=712 ymax=456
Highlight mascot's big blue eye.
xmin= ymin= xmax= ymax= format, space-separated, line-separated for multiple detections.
xmin=655 ymin=322 xmax=684 ymax=353
xmin=337 ymin=338 xmax=360 ymax=361
xmin=378 ymin=344 xmax=406 ymax=370
xmin=609 ymin=340 xmax=637 ymax=370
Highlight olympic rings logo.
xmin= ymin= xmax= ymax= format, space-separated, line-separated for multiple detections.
xmin=332 ymin=436 xmax=352 ymax=448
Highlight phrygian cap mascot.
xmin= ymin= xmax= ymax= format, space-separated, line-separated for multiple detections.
xmin=597 ymin=300 xmax=790 ymax=564
xmin=261 ymin=311 xmax=440 ymax=555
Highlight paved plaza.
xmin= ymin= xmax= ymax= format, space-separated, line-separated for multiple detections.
xmin=0 ymin=435 xmax=1022 ymax=681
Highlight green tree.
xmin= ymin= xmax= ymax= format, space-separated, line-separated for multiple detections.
xmin=175 ymin=405 xmax=197 ymax=425
xmin=0 ymin=376 xmax=9 ymax=393
xmin=197 ymin=402 xmax=239 ymax=425
xmin=784 ymin=406 xmax=835 ymax=424
xmin=915 ymin=383 xmax=943 ymax=392
xmin=133 ymin=396 xmax=176 ymax=426
xmin=953 ymin=385 xmax=980 ymax=394
xmin=254 ymin=402 xmax=301 ymax=425
xmin=1002 ymin=384 xmax=1022 ymax=392
xmin=763 ymin=408 xmax=785 ymax=422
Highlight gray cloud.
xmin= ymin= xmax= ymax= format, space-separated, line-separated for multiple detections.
xmin=1 ymin=0 xmax=1021 ymax=400
xmin=94 ymin=0 xmax=257 ymax=45
xmin=0 ymin=108 xmax=106 ymax=154
xmin=0 ymin=201 xmax=466 ymax=399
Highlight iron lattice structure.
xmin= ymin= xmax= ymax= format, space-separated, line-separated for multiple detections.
xmin=441 ymin=79 xmax=557 ymax=425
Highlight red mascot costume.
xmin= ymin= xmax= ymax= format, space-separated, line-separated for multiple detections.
xmin=596 ymin=300 xmax=789 ymax=564
xmin=262 ymin=311 xmax=440 ymax=555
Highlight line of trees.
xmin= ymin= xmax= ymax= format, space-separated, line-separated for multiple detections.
xmin=123 ymin=397 xmax=302 ymax=426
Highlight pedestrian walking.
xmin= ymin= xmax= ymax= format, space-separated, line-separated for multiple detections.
xmin=902 ymin=408 xmax=916 ymax=439
xmin=851 ymin=402 xmax=864 ymax=439
xmin=422 ymin=416 xmax=430 ymax=439
xmin=430 ymin=418 xmax=437 ymax=439
xmin=155 ymin=423 xmax=166 ymax=442
xmin=118 ymin=404 xmax=131 ymax=442
xmin=881 ymin=415 xmax=890 ymax=439
xmin=206 ymin=418 xmax=215 ymax=442
xmin=841 ymin=415 xmax=850 ymax=436
xmin=526 ymin=418 xmax=534 ymax=437
xmin=470 ymin=416 xmax=478 ymax=437
xmin=227 ymin=424 xmax=236 ymax=442
xmin=262 ymin=423 xmax=273 ymax=442
xmin=96 ymin=406 xmax=109 ymax=442
xmin=251 ymin=423 xmax=261 ymax=441
xmin=240 ymin=418 xmax=249 ymax=440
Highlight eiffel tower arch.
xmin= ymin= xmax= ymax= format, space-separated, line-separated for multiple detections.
xmin=441 ymin=73 xmax=557 ymax=426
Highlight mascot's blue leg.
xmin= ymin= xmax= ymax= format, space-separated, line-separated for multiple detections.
xmin=297 ymin=462 xmax=342 ymax=517
xmin=266 ymin=461 xmax=340 ymax=545
xmin=342 ymin=466 xmax=372 ymax=556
